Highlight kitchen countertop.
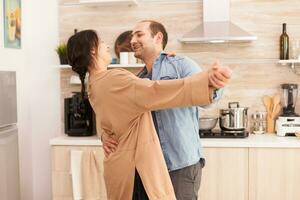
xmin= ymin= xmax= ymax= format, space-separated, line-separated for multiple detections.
xmin=50 ymin=134 xmax=300 ymax=148
xmin=50 ymin=135 xmax=102 ymax=146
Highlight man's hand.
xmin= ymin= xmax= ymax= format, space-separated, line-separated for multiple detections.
xmin=101 ymin=133 xmax=118 ymax=158
xmin=208 ymin=62 xmax=232 ymax=89
xmin=166 ymin=52 xmax=176 ymax=57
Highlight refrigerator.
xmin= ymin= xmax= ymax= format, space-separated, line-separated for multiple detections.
xmin=0 ymin=71 xmax=20 ymax=200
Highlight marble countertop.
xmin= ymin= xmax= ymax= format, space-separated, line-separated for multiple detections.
xmin=50 ymin=134 xmax=300 ymax=148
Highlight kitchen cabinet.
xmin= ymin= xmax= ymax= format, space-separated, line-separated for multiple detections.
xmin=199 ymin=148 xmax=249 ymax=200
xmin=249 ymin=148 xmax=300 ymax=200
xmin=51 ymin=145 xmax=106 ymax=200
xmin=51 ymin=135 xmax=300 ymax=200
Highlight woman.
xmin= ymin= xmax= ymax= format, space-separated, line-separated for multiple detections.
xmin=67 ymin=30 xmax=214 ymax=200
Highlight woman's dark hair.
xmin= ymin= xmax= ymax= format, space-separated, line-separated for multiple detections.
xmin=114 ymin=30 xmax=133 ymax=58
xmin=67 ymin=30 xmax=99 ymax=99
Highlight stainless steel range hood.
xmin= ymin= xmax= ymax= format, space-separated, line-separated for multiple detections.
xmin=180 ymin=0 xmax=257 ymax=44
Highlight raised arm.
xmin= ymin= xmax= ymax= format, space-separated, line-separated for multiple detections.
xmin=133 ymin=71 xmax=213 ymax=113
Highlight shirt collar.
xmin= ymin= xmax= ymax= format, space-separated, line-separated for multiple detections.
xmin=138 ymin=51 xmax=167 ymax=76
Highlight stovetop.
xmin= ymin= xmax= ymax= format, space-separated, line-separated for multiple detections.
xmin=199 ymin=129 xmax=249 ymax=138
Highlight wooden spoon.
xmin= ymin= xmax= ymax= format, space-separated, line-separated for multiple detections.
xmin=272 ymin=94 xmax=281 ymax=115
xmin=262 ymin=96 xmax=273 ymax=118
xmin=272 ymin=104 xmax=281 ymax=119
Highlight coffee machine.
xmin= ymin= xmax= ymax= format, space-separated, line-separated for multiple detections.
xmin=276 ymin=84 xmax=300 ymax=136
xmin=64 ymin=92 xmax=95 ymax=136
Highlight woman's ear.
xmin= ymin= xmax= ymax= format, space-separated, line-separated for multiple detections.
xmin=91 ymin=48 xmax=97 ymax=56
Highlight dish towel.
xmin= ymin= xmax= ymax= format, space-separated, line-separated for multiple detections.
xmin=70 ymin=150 xmax=83 ymax=200
xmin=81 ymin=150 xmax=105 ymax=200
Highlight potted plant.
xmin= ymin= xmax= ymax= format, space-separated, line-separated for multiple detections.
xmin=55 ymin=43 xmax=68 ymax=65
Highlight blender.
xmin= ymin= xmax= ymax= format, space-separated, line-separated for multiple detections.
xmin=276 ymin=84 xmax=300 ymax=136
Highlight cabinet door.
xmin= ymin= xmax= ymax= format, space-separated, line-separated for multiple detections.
xmin=51 ymin=146 xmax=106 ymax=200
xmin=249 ymin=148 xmax=300 ymax=200
xmin=199 ymin=147 xmax=249 ymax=200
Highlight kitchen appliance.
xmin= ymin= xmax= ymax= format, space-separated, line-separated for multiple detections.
xmin=219 ymin=102 xmax=248 ymax=131
xmin=276 ymin=84 xmax=300 ymax=136
xmin=180 ymin=0 xmax=257 ymax=43
xmin=199 ymin=129 xmax=249 ymax=138
xmin=64 ymin=92 xmax=95 ymax=136
xmin=281 ymin=84 xmax=298 ymax=117
xmin=199 ymin=102 xmax=249 ymax=138
xmin=0 ymin=71 xmax=20 ymax=200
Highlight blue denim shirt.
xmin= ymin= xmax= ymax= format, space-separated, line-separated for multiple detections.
xmin=138 ymin=52 xmax=212 ymax=171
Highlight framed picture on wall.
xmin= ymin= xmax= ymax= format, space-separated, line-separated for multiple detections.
xmin=3 ymin=0 xmax=21 ymax=49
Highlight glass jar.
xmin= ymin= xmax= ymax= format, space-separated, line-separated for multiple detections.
xmin=251 ymin=111 xmax=267 ymax=134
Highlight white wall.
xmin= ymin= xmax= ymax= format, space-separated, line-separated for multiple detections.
xmin=0 ymin=0 xmax=60 ymax=199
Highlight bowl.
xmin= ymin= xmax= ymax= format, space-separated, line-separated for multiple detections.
xmin=199 ymin=117 xmax=218 ymax=131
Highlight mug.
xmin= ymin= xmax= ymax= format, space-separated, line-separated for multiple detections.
xmin=128 ymin=52 xmax=137 ymax=64
xmin=120 ymin=52 xmax=129 ymax=65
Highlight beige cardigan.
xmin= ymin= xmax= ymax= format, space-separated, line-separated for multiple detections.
xmin=88 ymin=69 xmax=212 ymax=200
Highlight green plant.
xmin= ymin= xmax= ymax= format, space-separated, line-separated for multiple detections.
xmin=56 ymin=43 xmax=68 ymax=64
xmin=55 ymin=43 xmax=67 ymax=56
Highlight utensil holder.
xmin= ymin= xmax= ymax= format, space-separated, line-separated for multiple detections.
xmin=267 ymin=117 xmax=275 ymax=133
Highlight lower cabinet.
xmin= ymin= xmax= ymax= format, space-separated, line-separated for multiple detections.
xmin=199 ymin=148 xmax=249 ymax=200
xmin=51 ymin=146 xmax=106 ymax=200
xmin=51 ymin=146 xmax=300 ymax=200
xmin=249 ymin=148 xmax=300 ymax=200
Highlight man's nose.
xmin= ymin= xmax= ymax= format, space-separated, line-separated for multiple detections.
xmin=130 ymin=36 xmax=136 ymax=45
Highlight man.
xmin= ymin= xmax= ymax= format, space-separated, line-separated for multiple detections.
xmin=103 ymin=20 xmax=232 ymax=200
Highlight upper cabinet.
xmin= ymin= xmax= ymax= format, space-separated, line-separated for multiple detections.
xmin=63 ymin=0 xmax=138 ymax=6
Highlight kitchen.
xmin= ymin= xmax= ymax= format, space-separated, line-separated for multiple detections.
xmin=1 ymin=0 xmax=300 ymax=200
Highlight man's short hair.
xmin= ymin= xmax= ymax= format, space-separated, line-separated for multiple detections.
xmin=141 ymin=20 xmax=168 ymax=50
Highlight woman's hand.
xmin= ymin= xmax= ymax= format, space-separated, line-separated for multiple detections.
xmin=166 ymin=52 xmax=176 ymax=57
xmin=101 ymin=132 xmax=118 ymax=158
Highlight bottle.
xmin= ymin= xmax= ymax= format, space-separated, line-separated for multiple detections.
xmin=280 ymin=23 xmax=289 ymax=60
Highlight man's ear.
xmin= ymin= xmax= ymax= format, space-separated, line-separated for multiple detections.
xmin=154 ymin=32 xmax=163 ymax=46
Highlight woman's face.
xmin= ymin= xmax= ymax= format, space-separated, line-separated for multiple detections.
xmin=98 ymin=40 xmax=112 ymax=66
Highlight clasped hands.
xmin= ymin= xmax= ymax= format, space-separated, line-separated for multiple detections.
xmin=208 ymin=62 xmax=232 ymax=89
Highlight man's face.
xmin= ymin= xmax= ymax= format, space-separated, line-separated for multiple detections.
xmin=131 ymin=22 xmax=157 ymax=59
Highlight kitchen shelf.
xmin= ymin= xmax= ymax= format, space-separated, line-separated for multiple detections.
xmin=70 ymin=75 xmax=86 ymax=84
xmin=278 ymin=59 xmax=300 ymax=75
xmin=60 ymin=64 xmax=144 ymax=69
xmin=108 ymin=63 xmax=145 ymax=68
xmin=60 ymin=64 xmax=71 ymax=69
xmin=61 ymin=64 xmax=144 ymax=84
xmin=63 ymin=0 xmax=138 ymax=6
